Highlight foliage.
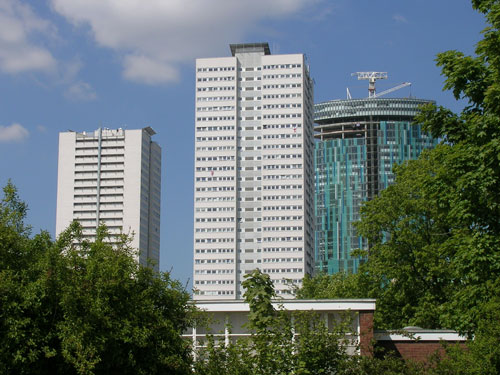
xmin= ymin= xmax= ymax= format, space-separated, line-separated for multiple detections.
xmin=297 ymin=272 xmax=374 ymax=300
xmin=194 ymin=269 xmax=356 ymax=375
xmin=300 ymin=0 xmax=500 ymax=338
xmin=429 ymin=288 xmax=500 ymax=375
xmin=241 ymin=269 xmax=276 ymax=331
xmin=354 ymin=352 xmax=426 ymax=375
xmin=0 ymin=183 xmax=193 ymax=374
xmin=353 ymin=150 xmax=457 ymax=330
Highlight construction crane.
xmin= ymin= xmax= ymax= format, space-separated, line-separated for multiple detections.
xmin=373 ymin=82 xmax=411 ymax=98
xmin=352 ymin=72 xmax=387 ymax=98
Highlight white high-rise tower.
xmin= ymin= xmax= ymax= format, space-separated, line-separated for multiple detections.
xmin=193 ymin=43 xmax=315 ymax=299
xmin=55 ymin=127 xmax=161 ymax=269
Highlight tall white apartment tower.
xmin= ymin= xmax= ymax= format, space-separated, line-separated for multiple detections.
xmin=56 ymin=127 xmax=161 ymax=269
xmin=193 ymin=43 xmax=315 ymax=299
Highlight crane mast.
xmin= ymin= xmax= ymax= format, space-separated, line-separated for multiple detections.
xmin=352 ymin=72 xmax=388 ymax=98
xmin=349 ymin=72 xmax=411 ymax=99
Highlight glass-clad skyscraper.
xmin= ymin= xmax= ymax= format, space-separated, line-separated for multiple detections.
xmin=314 ymin=98 xmax=437 ymax=274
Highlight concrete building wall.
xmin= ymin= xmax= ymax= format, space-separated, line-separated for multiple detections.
xmin=55 ymin=127 xmax=161 ymax=269
xmin=185 ymin=299 xmax=376 ymax=355
xmin=193 ymin=43 xmax=314 ymax=300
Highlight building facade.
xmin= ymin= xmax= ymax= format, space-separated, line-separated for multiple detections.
xmin=185 ymin=299 xmax=376 ymax=357
xmin=314 ymin=98 xmax=437 ymax=274
xmin=193 ymin=43 xmax=315 ymax=299
xmin=55 ymin=127 xmax=161 ymax=269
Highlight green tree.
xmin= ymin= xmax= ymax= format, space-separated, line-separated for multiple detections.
xmin=353 ymin=151 xmax=456 ymax=330
xmin=0 ymin=182 xmax=193 ymax=374
xmin=194 ymin=269 xmax=356 ymax=375
xmin=297 ymin=272 xmax=374 ymax=300
xmin=301 ymin=0 xmax=500 ymax=337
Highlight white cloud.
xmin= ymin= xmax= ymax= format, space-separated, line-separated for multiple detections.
xmin=123 ymin=54 xmax=179 ymax=85
xmin=0 ymin=123 xmax=29 ymax=142
xmin=36 ymin=125 xmax=47 ymax=132
xmin=64 ymin=81 xmax=97 ymax=101
xmin=393 ymin=14 xmax=408 ymax=24
xmin=0 ymin=0 xmax=57 ymax=73
xmin=50 ymin=0 xmax=317 ymax=85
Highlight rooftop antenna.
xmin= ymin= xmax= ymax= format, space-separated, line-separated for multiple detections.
xmin=346 ymin=87 xmax=352 ymax=99
xmin=352 ymin=72 xmax=388 ymax=98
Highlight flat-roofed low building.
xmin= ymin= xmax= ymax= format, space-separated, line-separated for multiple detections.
xmin=185 ymin=299 xmax=376 ymax=356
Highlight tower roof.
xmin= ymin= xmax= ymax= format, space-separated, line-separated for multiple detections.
xmin=230 ymin=42 xmax=271 ymax=56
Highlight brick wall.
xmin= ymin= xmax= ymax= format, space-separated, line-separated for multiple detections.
xmin=376 ymin=340 xmax=466 ymax=362
xmin=359 ymin=311 xmax=374 ymax=356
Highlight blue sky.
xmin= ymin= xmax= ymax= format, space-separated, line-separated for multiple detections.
xmin=0 ymin=0 xmax=486 ymax=289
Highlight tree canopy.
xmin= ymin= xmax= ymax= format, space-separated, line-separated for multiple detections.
xmin=0 ymin=181 xmax=193 ymax=375
xmin=300 ymin=0 xmax=500 ymax=340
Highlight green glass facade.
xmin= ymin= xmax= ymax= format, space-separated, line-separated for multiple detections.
xmin=314 ymin=98 xmax=437 ymax=274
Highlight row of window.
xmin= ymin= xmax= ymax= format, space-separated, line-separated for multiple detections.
xmin=263 ymin=93 xmax=301 ymax=99
xmin=263 ymin=123 xmax=301 ymax=130
xmin=196 ymin=145 xmax=235 ymax=151
xmin=196 ymin=186 xmax=234 ymax=192
xmin=195 ymin=269 xmax=234 ymax=275
xmin=263 ymin=257 xmax=303 ymax=263
xmin=195 ymin=258 xmax=234 ymax=264
xmin=196 ymin=217 xmax=235 ymax=222
xmin=197 ymin=116 xmax=235 ymax=122
xmin=197 ymin=66 xmax=235 ymax=72
xmin=263 ymin=113 xmax=301 ymax=119
xmin=263 ymin=83 xmax=302 ymax=89
xmin=263 ymin=174 xmax=302 ymax=180
xmin=196 ymin=166 xmax=234 ymax=172
xmin=263 ymin=164 xmax=302 ymax=170
xmin=195 ymin=227 xmax=234 ymax=233
xmin=195 ymin=290 xmax=234 ymax=295
xmin=194 ymin=280 xmax=234 ymax=285
xmin=197 ymin=76 xmax=235 ymax=82
xmin=263 ymin=64 xmax=302 ymax=70
xmin=195 ymin=248 xmax=234 ymax=254
xmin=195 ymin=207 xmax=234 ymax=212
xmin=262 ymin=267 xmax=303 ymax=274
xmin=197 ymin=106 xmax=235 ymax=112
xmin=263 ymin=195 xmax=302 ymax=200
xmin=196 ymin=136 xmax=234 ymax=142
xmin=196 ymin=155 xmax=235 ymax=162
xmin=264 ymin=154 xmax=302 ymax=160
xmin=263 ymin=133 xmax=301 ymax=139
xmin=263 ymin=143 xmax=302 ymax=150
xmin=195 ymin=196 xmax=234 ymax=202
xmin=197 ymin=95 xmax=235 ymax=102
xmin=263 ymin=103 xmax=301 ymax=109
xmin=264 ymin=247 xmax=303 ymax=252
xmin=196 ymin=176 xmax=234 ymax=182
xmin=264 ymin=215 xmax=303 ymax=221
xmin=264 ymin=226 xmax=302 ymax=231
xmin=195 ymin=238 xmax=234 ymax=243
xmin=263 ymin=205 xmax=303 ymax=210
xmin=263 ymin=73 xmax=302 ymax=79
xmin=263 ymin=184 xmax=302 ymax=190
xmin=197 ymin=86 xmax=235 ymax=92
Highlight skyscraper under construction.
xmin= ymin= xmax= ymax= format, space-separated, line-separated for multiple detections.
xmin=314 ymin=74 xmax=437 ymax=274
